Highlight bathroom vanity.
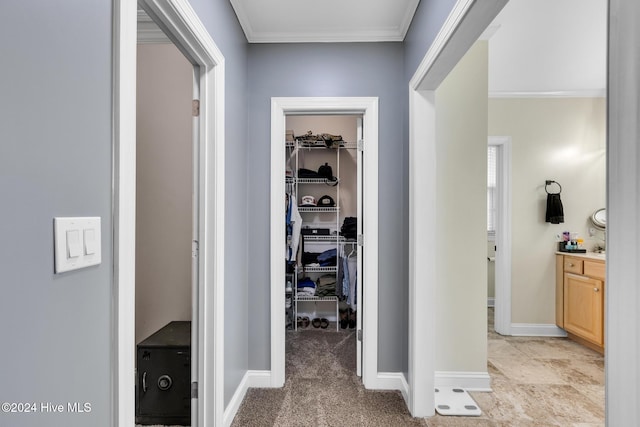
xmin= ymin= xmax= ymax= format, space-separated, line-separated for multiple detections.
xmin=556 ymin=252 xmax=606 ymax=354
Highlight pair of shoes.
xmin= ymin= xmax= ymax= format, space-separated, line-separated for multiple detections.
xmin=348 ymin=309 xmax=356 ymax=329
xmin=297 ymin=316 xmax=310 ymax=328
xmin=339 ymin=309 xmax=348 ymax=329
xmin=311 ymin=318 xmax=330 ymax=329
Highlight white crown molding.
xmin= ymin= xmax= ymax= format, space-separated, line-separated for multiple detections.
xmin=489 ymin=89 xmax=607 ymax=98
xmin=244 ymin=30 xmax=406 ymax=44
xmin=137 ymin=9 xmax=170 ymax=44
xmin=230 ymin=0 xmax=418 ymax=43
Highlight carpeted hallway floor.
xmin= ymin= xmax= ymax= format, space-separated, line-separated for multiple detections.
xmin=231 ymin=327 xmax=425 ymax=426
xmin=231 ymin=308 xmax=605 ymax=426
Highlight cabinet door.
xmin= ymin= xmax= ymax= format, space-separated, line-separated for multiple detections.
xmin=563 ymin=273 xmax=604 ymax=346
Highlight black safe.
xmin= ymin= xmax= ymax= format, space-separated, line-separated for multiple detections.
xmin=136 ymin=321 xmax=191 ymax=425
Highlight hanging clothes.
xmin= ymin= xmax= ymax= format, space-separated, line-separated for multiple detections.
xmin=286 ymin=192 xmax=303 ymax=263
xmin=347 ymin=254 xmax=357 ymax=309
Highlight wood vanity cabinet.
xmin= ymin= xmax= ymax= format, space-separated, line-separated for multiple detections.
xmin=556 ymin=254 xmax=605 ymax=353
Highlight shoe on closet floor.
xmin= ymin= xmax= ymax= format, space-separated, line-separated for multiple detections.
xmin=348 ymin=309 xmax=356 ymax=329
xmin=339 ymin=309 xmax=348 ymax=329
xmin=297 ymin=316 xmax=310 ymax=328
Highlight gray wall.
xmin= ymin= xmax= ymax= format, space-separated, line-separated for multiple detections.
xmin=401 ymin=0 xmax=460 ymax=380
xmin=404 ymin=0 xmax=459 ymax=81
xmin=246 ymin=43 xmax=406 ymax=372
xmin=0 ymin=1 xmax=113 ymax=426
xmin=0 ymin=0 xmax=250 ymax=420
xmin=188 ymin=0 xmax=250 ymax=408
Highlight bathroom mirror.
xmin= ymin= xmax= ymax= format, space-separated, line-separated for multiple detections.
xmin=591 ymin=208 xmax=606 ymax=230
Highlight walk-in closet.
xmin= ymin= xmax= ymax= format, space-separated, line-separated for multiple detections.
xmin=284 ymin=114 xmax=363 ymax=370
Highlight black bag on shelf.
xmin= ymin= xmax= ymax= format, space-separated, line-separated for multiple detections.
xmin=317 ymin=163 xmax=333 ymax=179
xmin=298 ymin=168 xmax=320 ymax=178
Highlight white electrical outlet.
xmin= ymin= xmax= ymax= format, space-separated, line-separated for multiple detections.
xmin=54 ymin=217 xmax=102 ymax=273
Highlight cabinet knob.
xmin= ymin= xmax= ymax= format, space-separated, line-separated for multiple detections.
xmin=594 ymin=288 xmax=600 ymax=292
xmin=568 ymin=263 xmax=574 ymax=267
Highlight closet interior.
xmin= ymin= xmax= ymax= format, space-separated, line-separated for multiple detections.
xmin=284 ymin=115 xmax=361 ymax=333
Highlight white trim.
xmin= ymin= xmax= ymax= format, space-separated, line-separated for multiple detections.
xmin=408 ymin=0 xmax=508 ymax=418
xmin=137 ymin=10 xmax=171 ymax=44
xmin=371 ymin=372 xmax=410 ymax=405
xmin=112 ymin=1 xmax=137 ymax=425
xmin=114 ymin=0 xmax=226 ymax=425
xmin=489 ymin=89 xmax=606 ymax=98
xmin=222 ymin=371 xmax=272 ymax=427
xmin=487 ymin=297 xmax=495 ymax=307
xmin=489 ymin=137 xmax=512 ymax=336
xmin=239 ymin=30 xmax=409 ymax=44
xmin=434 ymin=371 xmax=492 ymax=392
xmin=408 ymin=88 xmax=436 ymax=418
xmin=270 ymin=97 xmax=379 ymax=390
xmin=510 ymin=323 xmax=568 ymax=338
xmin=229 ymin=0 xmax=418 ymax=44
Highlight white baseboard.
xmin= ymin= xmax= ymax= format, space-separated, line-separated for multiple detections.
xmin=435 ymin=371 xmax=491 ymax=392
xmin=487 ymin=297 xmax=495 ymax=307
xmin=223 ymin=370 xmax=272 ymax=427
xmin=510 ymin=323 xmax=568 ymax=337
xmin=367 ymin=372 xmax=410 ymax=408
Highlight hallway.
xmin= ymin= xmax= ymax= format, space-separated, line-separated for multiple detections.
xmin=230 ymin=309 xmax=604 ymax=426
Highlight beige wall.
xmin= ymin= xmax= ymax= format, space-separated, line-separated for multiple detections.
xmin=135 ymin=44 xmax=193 ymax=343
xmin=489 ymin=97 xmax=606 ymax=324
xmin=435 ymin=41 xmax=489 ymax=372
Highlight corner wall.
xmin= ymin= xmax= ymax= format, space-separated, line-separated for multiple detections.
xmin=434 ymin=41 xmax=489 ymax=373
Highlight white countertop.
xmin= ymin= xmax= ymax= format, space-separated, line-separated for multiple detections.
xmin=556 ymin=251 xmax=606 ymax=261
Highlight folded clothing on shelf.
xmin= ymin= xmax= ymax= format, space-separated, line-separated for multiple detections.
xmin=315 ymin=274 xmax=337 ymax=297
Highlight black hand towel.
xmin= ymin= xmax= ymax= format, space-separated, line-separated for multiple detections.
xmin=546 ymin=193 xmax=564 ymax=224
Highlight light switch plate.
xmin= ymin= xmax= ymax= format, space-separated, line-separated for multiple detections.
xmin=54 ymin=217 xmax=102 ymax=273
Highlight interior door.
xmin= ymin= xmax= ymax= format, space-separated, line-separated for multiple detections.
xmin=356 ymin=116 xmax=363 ymax=377
xmin=190 ymin=66 xmax=201 ymax=426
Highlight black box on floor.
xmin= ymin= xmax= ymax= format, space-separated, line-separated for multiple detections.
xmin=136 ymin=321 xmax=191 ymax=426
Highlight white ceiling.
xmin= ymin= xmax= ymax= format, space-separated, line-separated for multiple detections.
xmin=486 ymin=0 xmax=607 ymax=96
xmin=229 ymin=0 xmax=420 ymax=43
xmin=141 ymin=1 xmax=607 ymax=95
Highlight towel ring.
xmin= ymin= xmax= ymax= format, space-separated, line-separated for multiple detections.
xmin=545 ymin=180 xmax=562 ymax=194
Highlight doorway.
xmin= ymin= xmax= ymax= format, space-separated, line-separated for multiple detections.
xmin=488 ymin=136 xmax=512 ymax=336
xmin=284 ymin=115 xmax=363 ymax=374
xmin=269 ymin=97 xmax=380 ymax=390
xmin=135 ymin=35 xmax=195 ymax=425
xmin=408 ymin=0 xmax=607 ymax=418
xmin=113 ymin=0 xmax=226 ymax=424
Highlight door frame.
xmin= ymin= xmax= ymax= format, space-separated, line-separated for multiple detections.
xmin=489 ymin=136 xmax=512 ymax=335
xmin=407 ymin=0 xmax=508 ymax=417
xmin=269 ymin=97 xmax=379 ymax=389
xmin=112 ymin=0 xmax=226 ymax=425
